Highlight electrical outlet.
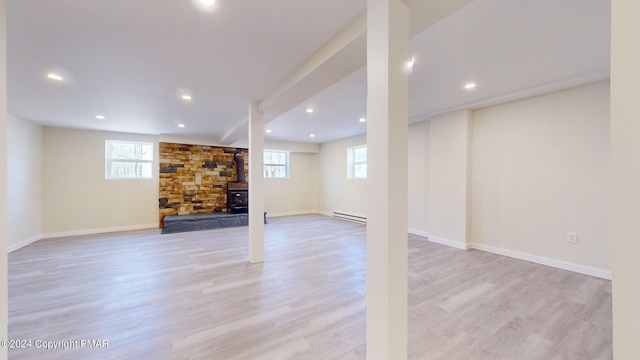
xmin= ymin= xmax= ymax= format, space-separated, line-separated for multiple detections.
xmin=567 ymin=232 xmax=578 ymax=244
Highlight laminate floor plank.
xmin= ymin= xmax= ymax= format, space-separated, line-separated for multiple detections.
xmin=8 ymin=215 xmax=611 ymax=359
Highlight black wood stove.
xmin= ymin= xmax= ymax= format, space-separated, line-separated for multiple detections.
xmin=227 ymin=182 xmax=248 ymax=214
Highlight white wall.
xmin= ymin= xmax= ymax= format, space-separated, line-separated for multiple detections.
xmin=408 ymin=121 xmax=429 ymax=233
xmin=42 ymin=127 xmax=159 ymax=236
xmin=7 ymin=115 xmax=42 ymax=250
xmin=317 ymin=115 xmax=469 ymax=250
xmin=264 ymin=152 xmax=318 ymax=216
xmin=428 ymin=110 xmax=471 ymax=247
xmin=318 ymin=134 xmax=367 ymax=217
xmin=316 ymin=81 xmax=610 ymax=276
xmin=471 ymin=81 xmax=611 ymax=272
xmin=41 ymin=130 xmax=318 ymax=234
xmin=611 ymin=0 xmax=640 ymax=355
xmin=263 ymin=140 xmax=319 ymax=216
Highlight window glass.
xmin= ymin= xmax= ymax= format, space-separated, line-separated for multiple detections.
xmin=105 ymin=141 xmax=154 ymax=179
xmin=263 ymin=150 xmax=289 ymax=178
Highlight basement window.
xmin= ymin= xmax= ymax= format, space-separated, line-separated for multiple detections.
xmin=263 ymin=150 xmax=289 ymax=178
xmin=347 ymin=145 xmax=367 ymax=179
xmin=105 ymin=140 xmax=154 ymax=179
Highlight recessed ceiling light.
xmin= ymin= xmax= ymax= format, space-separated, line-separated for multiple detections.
xmin=359 ymin=118 xmax=366 ymax=123
xmin=178 ymin=124 xmax=186 ymax=128
xmin=464 ymin=82 xmax=477 ymax=90
xmin=306 ymin=108 xmax=314 ymax=114
xmin=195 ymin=0 xmax=217 ymax=11
xmin=266 ymin=129 xmax=272 ymax=133
xmin=309 ymin=134 xmax=315 ymax=138
xmin=407 ymin=57 xmax=416 ymax=68
xmin=96 ymin=115 xmax=105 ymax=120
xmin=181 ymin=95 xmax=192 ymax=101
xmin=47 ymin=73 xmax=63 ymax=81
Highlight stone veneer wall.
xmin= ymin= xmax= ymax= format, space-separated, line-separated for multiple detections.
xmin=158 ymin=142 xmax=249 ymax=227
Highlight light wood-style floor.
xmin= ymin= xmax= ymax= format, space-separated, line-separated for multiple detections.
xmin=8 ymin=215 xmax=612 ymax=359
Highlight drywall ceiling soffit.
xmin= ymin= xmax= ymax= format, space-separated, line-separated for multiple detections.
xmin=406 ymin=0 xmax=611 ymax=123
xmin=408 ymin=68 xmax=610 ymax=123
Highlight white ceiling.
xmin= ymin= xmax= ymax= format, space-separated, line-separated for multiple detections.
xmin=7 ymin=0 xmax=610 ymax=145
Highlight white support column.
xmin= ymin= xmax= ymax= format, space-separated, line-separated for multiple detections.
xmin=611 ymin=0 xmax=640 ymax=357
xmin=248 ymin=101 xmax=264 ymax=263
xmin=0 ymin=1 xmax=8 ymax=359
xmin=366 ymin=0 xmax=410 ymax=359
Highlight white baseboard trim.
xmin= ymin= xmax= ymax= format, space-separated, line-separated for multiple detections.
xmin=428 ymin=235 xmax=471 ymax=250
xmin=409 ymin=229 xmax=472 ymax=251
xmin=267 ymin=211 xmax=318 ymax=218
xmin=408 ymin=228 xmax=430 ymax=238
xmin=470 ymin=243 xmax=612 ymax=280
xmin=317 ymin=211 xmax=333 ymax=217
xmin=42 ymin=224 xmax=159 ymax=240
xmin=8 ymin=235 xmax=42 ymax=253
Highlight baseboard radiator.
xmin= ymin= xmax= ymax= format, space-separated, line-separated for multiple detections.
xmin=332 ymin=212 xmax=367 ymax=224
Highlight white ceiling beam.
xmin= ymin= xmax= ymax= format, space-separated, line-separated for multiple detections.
xmin=218 ymin=115 xmax=249 ymax=145
xmin=219 ymin=13 xmax=367 ymax=145
xmin=409 ymin=0 xmax=474 ymax=36
xmin=257 ymin=0 xmax=475 ymax=121
xmin=259 ymin=12 xmax=367 ymax=119
xmin=219 ymin=0 xmax=475 ymax=144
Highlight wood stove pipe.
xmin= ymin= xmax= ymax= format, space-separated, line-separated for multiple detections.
xmin=234 ymin=152 xmax=246 ymax=183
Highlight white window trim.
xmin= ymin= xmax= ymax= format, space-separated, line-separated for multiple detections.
xmin=347 ymin=145 xmax=367 ymax=179
xmin=263 ymin=150 xmax=290 ymax=179
xmin=105 ymin=140 xmax=154 ymax=180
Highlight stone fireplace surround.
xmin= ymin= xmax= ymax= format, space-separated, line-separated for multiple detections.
xmin=158 ymin=142 xmax=248 ymax=227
